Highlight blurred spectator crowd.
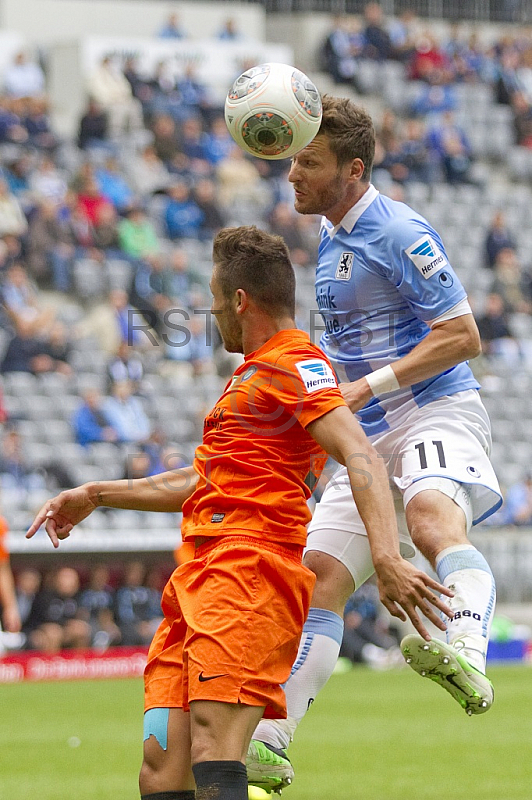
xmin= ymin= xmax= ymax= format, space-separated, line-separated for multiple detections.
xmin=322 ymin=3 xmax=532 ymax=182
xmin=1 ymin=1 xmax=532 ymax=572
xmin=319 ymin=5 xmax=532 ymax=512
xmin=9 ymin=560 xmax=168 ymax=653
xmin=0 ymin=24 xmax=319 ymax=539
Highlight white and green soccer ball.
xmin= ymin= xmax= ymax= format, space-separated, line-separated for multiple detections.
xmin=225 ymin=62 xmax=322 ymax=160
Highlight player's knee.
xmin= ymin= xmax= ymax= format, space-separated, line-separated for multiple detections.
xmin=189 ymin=706 xmax=220 ymax=765
xmin=140 ymin=735 xmax=169 ymax=793
xmin=138 ymin=758 xmax=178 ymax=797
xmin=189 ymin=730 xmax=218 ymax=766
xmin=139 ymin=758 xmax=157 ymax=793
xmin=304 ymin=550 xmax=354 ymax=613
xmin=406 ymin=490 xmax=468 ymax=564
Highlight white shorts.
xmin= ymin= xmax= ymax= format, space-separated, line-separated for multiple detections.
xmin=307 ymin=390 xmax=502 ymax=588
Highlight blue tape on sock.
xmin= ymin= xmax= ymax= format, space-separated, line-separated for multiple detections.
xmin=436 ymin=549 xmax=492 ymax=582
xmin=483 ymin=581 xmax=496 ymax=636
xmin=143 ymin=708 xmax=169 ymax=751
xmin=289 ymin=630 xmax=314 ymax=679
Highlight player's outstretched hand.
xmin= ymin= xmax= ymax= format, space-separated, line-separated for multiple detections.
xmin=26 ymin=486 xmax=96 ymax=549
xmin=375 ymin=557 xmax=454 ymax=641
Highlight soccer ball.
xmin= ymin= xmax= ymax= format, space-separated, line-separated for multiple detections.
xmin=224 ymin=62 xmax=322 ymax=160
xmin=247 ymin=788 xmax=271 ymax=800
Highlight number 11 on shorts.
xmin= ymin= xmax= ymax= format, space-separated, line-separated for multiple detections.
xmin=415 ymin=440 xmax=446 ymax=470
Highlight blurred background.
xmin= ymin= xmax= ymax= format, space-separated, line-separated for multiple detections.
xmin=0 ymin=0 xmax=531 ymax=669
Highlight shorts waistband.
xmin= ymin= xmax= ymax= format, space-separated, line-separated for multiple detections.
xmin=194 ymin=534 xmax=304 ymax=562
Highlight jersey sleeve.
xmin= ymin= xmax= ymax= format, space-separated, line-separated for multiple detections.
xmin=373 ymin=215 xmax=467 ymax=323
xmin=265 ymin=347 xmax=346 ymax=430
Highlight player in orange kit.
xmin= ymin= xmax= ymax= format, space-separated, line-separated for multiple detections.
xmin=0 ymin=512 xmax=21 ymax=649
xmin=27 ymin=226 xmax=451 ymax=800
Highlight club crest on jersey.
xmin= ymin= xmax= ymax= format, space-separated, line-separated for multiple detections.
xmin=240 ymin=365 xmax=258 ymax=382
xmin=405 ymin=235 xmax=447 ymax=279
xmin=296 ymin=359 xmax=337 ymax=393
xmin=335 ymin=252 xmax=354 ymax=281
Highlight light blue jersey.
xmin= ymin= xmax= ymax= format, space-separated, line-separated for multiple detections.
xmin=316 ymin=185 xmax=479 ymax=436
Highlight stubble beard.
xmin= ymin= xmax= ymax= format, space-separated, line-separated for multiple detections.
xmin=294 ymin=176 xmax=345 ymax=218
xmin=219 ymin=322 xmax=243 ymax=354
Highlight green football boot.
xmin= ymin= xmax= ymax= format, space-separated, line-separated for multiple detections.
xmin=247 ymin=739 xmax=294 ymax=794
xmin=401 ymin=634 xmax=494 ymax=716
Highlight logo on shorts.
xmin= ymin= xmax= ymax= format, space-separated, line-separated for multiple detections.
xmin=198 ymin=672 xmax=229 ymax=682
xmin=335 ymin=252 xmax=354 ymax=280
xmin=295 ymin=360 xmax=337 ymax=393
xmin=211 ymin=513 xmax=225 ymax=523
xmin=466 ymin=466 xmax=481 ymax=478
xmin=405 ymin=235 xmax=448 ymax=279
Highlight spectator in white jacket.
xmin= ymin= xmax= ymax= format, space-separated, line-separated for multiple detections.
xmin=87 ymin=56 xmax=143 ymax=139
xmin=0 ymin=178 xmax=28 ymax=237
xmin=3 ymin=51 xmax=45 ymax=98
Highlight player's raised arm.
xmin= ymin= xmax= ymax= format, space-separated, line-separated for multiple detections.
xmin=306 ymin=405 xmax=453 ymax=640
xmin=343 ymin=311 xmax=481 ymax=412
xmin=26 ymin=466 xmax=198 ymax=549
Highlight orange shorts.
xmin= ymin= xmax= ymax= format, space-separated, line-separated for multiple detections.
xmin=144 ymin=535 xmax=315 ymax=719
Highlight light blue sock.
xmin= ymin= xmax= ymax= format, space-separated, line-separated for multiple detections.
xmin=436 ymin=544 xmax=496 ymax=673
xmin=254 ymin=608 xmax=344 ymax=750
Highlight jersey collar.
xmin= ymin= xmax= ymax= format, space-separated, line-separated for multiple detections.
xmin=320 ymin=183 xmax=379 ymax=238
xmin=245 ymin=328 xmax=308 ymax=361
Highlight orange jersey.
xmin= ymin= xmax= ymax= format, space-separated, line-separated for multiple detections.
xmin=181 ymin=329 xmax=345 ymax=546
xmin=0 ymin=516 xmax=9 ymax=563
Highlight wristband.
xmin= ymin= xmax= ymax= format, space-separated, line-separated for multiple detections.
xmin=365 ymin=364 xmax=400 ymax=396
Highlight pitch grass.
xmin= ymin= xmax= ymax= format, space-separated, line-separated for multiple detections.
xmin=1 ymin=664 xmax=531 ymax=799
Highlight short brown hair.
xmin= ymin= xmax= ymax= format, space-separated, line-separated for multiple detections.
xmin=318 ymin=95 xmax=375 ymax=180
xmin=213 ymin=226 xmax=295 ymax=317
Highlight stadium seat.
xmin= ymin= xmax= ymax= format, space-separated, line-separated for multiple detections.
xmin=490 ymin=418 xmax=516 ymax=441
xmin=16 ymin=419 xmax=45 ymax=444
xmin=24 ymin=395 xmax=57 ymax=421
xmin=3 ymin=372 xmax=38 ymax=394
xmin=355 ymin=59 xmax=384 ymax=95
xmin=24 ymin=442 xmax=55 ymax=466
xmin=160 ymin=417 xmax=198 ymax=441
xmin=73 ymin=259 xmax=109 ymax=301
xmin=507 ymin=147 xmax=532 ymax=181
xmin=55 ymin=442 xmax=87 ymax=466
xmin=2 ymin=394 xmax=27 ymax=419
xmin=510 ymin=314 xmax=532 ymax=339
xmin=40 ymin=420 xmax=76 ymax=445
xmin=71 ymin=464 xmax=107 ymax=485
xmin=87 ymin=442 xmax=123 ymax=468
xmin=80 ymin=507 xmax=112 ymax=530
xmin=106 ymin=259 xmax=133 ymax=292
xmin=0 ymin=487 xmax=26 ymax=514
xmin=37 ymin=372 xmax=73 ymax=397
xmin=74 ymin=373 xmax=108 ymax=394
xmin=405 ymin=182 xmax=430 ymax=207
